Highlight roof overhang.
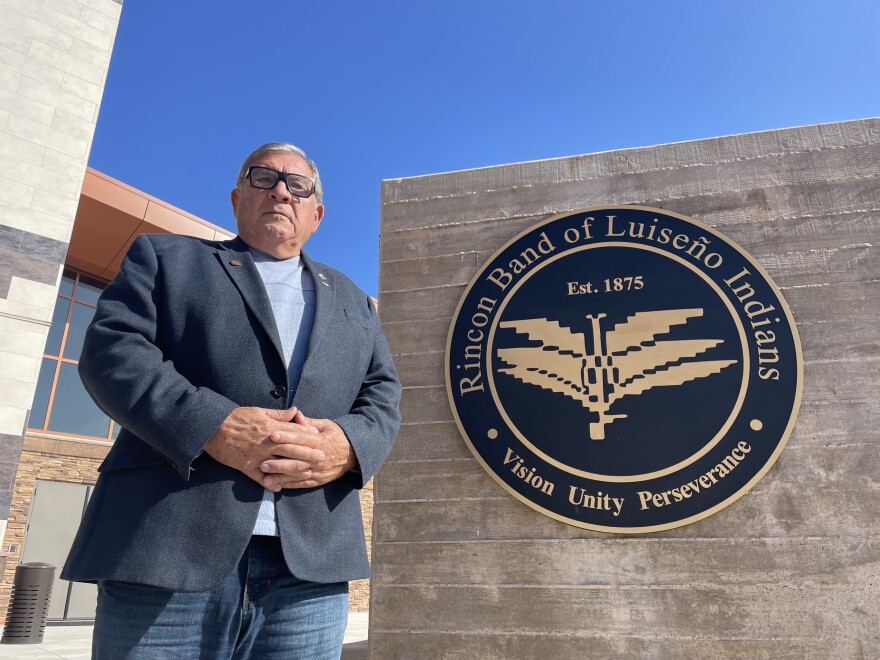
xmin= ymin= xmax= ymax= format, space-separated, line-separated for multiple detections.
xmin=66 ymin=168 xmax=235 ymax=280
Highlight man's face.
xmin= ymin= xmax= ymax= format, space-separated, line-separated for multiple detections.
xmin=231 ymin=152 xmax=324 ymax=257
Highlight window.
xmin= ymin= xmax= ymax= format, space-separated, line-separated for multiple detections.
xmin=28 ymin=269 xmax=121 ymax=441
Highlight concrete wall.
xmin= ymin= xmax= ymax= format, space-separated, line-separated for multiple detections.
xmin=371 ymin=119 xmax=880 ymax=657
xmin=0 ymin=0 xmax=121 ymax=534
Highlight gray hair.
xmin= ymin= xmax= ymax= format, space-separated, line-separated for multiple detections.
xmin=235 ymin=142 xmax=323 ymax=204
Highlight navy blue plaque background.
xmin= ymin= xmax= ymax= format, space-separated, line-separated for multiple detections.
xmin=492 ymin=246 xmax=743 ymax=476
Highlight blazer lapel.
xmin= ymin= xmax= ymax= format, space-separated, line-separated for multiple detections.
xmin=301 ymin=250 xmax=335 ymax=360
xmin=215 ymin=237 xmax=285 ymax=367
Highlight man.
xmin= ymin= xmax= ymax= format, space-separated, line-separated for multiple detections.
xmin=61 ymin=143 xmax=401 ymax=659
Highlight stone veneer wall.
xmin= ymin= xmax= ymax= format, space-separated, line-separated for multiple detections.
xmin=370 ymin=119 xmax=880 ymax=657
xmin=0 ymin=0 xmax=122 ymax=539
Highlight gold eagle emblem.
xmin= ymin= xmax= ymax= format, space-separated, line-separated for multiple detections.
xmin=497 ymin=309 xmax=737 ymax=440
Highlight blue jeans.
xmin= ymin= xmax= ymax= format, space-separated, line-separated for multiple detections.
xmin=92 ymin=536 xmax=349 ymax=659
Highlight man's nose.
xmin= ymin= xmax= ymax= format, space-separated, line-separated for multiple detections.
xmin=269 ymin=180 xmax=291 ymax=201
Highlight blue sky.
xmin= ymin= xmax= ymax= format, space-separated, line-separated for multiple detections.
xmin=88 ymin=0 xmax=879 ymax=295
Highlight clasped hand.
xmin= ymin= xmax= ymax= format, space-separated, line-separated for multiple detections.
xmin=203 ymin=405 xmax=356 ymax=491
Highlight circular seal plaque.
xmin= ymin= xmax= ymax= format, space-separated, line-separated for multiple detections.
xmin=446 ymin=206 xmax=802 ymax=532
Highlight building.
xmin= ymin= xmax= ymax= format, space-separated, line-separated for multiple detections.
xmin=0 ymin=0 xmax=124 ymax=620
xmin=0 ymin=168 xmax=233 ymax=618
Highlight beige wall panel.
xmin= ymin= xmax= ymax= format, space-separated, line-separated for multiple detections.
xmin=368 ymin=632 xmax=876 ymax=660
xmin=381 ymin=252 xmax=485 ymax=294
xmin=380 ymin=214 xmax=543 ymax=262
xmin=791 ymin=400 xmax=879 ymax=446
xmin=376 ymin=443 xmax=877 ymax=505
xmin=399 ymin=386 xmax=453 ymax=424
xmin=372 ymin=584 xmax=878 ymax=637
xmin=378 ymin=459 xmax=493 ymax=502
xmin=392 ymin=351 xmax=444 ymax=388
xmin=380 ymin=142 xmax=880 ymax=232
xmin=799 ymin=359 xmax=878 ymax=403
xmin=374 ymin=481 xmax=877 ymax=543
xmin=371 ymin=537 xmax=879 ymax=588
xmin=779 ymin=280 xmax=878 ymax=324
xmin=383 ymin=319 xmax=450 ymax=357
xmin=380 ymin=211 xmax=879 ymax=295
xmin=381 ymin=121 xmax=880 ymax=204
xmin=383 ymin=422 xmax=472 ymax=465
xmin=379 ymin=285 xmax=465 ymax=324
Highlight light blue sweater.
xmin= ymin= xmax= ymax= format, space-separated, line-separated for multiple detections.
xmin=249 ymin=248 xmax=316 ymax=536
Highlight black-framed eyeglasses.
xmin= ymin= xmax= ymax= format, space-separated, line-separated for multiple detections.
xmin=246 ymin=166 xmax=316 ymax=198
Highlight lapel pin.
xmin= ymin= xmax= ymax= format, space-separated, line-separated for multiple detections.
xmin=318 ymin=273 xmax=327 ymax=280
xmin=230 ymin=259 xmax=242 ymax=266
xmin=322 ymin=281 xmax=330 ymax=287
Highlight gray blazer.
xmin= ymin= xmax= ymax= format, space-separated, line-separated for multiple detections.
xmin=61 ymin=234 xmax=401 ymax=591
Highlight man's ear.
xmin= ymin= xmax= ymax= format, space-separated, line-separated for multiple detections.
xmin=230 ymin=188 xmax=240 ymax=214
xmin=313 ymin=204 xmax=325 ymax=231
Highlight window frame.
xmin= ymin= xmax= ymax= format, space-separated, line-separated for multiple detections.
xmin=28 ymin=269 xmax=119 ymax=443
